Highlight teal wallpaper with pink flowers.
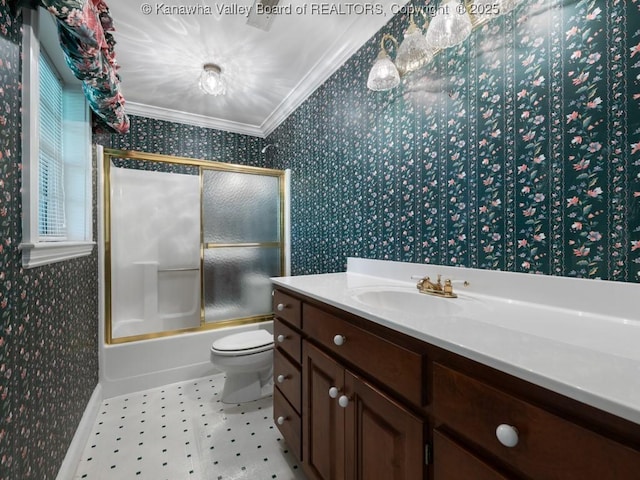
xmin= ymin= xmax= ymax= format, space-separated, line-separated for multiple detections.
xmin=268 ymin=0 xmax=640 ymax=282
xmin=2 ymin=0 xmax=640 ymax=478
xmin=1 ymin=2 xmax=100 ymax=478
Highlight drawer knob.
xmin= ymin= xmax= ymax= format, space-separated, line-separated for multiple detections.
xmin=338 ymin=395 xmax=350 ymax=408
xmin=277 ymin=334 xmax=286 ymax=343
xmin=277 ymin=303 xmax=286 ymax=312
xmin=333 ymin=334 xmax=346 ymax=346
xmin=277 ymin=416 xmax=286 ymax=425
xmin=328 ymin=386 xmax=340 ymax=398
xmin=496 ymin=424 xmax=519 ymax=448
xmin=277 ymin=374 xmax=288 ymax=384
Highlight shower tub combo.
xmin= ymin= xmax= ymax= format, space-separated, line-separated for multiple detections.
xmin=98 ymin=147 xmax=289 ymax=398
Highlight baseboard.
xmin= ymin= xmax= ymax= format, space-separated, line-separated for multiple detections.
xmin=101 ymin=362 xmax=219 ymax=399
xmin=56 ymin=384 xmax=103 ymax=480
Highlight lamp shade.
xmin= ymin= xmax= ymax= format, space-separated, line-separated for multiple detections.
xmin=367 ymin=49 xmax=400 ymax=91
xmin=396 ymin=17 xmax=434 ymax=75
xmin=199 ymin=63 xmax=226 ymax=96
xmin=425 ymin=0 xmax=472 ymax=49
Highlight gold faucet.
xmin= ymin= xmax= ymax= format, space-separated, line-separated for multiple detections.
xmin=416 ymin=274 xmax=460 ymax=298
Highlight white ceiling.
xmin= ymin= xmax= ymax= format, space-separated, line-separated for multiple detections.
xmin=108 ymin=0 xmax=403 ymax=137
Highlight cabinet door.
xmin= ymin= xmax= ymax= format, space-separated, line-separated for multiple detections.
xmin=345 ymin=371 xmax=425 ymax=480
xmin=303 ymin=342 xmax=346 ymax=480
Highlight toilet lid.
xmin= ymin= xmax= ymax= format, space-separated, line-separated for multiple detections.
xmin=211 ymin=330 xmax=273 ymax=355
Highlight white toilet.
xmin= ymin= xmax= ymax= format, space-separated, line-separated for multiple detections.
xmin=210 ymin=329 xmax=274 ymax=404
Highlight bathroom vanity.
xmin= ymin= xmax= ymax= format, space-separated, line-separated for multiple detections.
xmin=271 ymin=259 xmax=640 ymax=480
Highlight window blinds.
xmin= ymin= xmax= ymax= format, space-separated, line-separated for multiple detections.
xmin=38 ymin=51 xmax=66 ymax=239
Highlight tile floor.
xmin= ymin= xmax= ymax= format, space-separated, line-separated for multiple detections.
xmin=73 ymin=373 xmax=307 ymax=479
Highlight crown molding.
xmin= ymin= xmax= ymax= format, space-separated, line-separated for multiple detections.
xmin=125 ymin=102 xmax=266 ymax=138
xmin=260 ymin=16 xmax=385 ymax=137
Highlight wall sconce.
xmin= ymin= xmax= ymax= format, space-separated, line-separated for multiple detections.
xmin=425 ymin=0 xmax=472 ymax=49
xmin=367 ymin=0 xmax=523 ymax=92
xmin=367 ymin=34 xmax=401 ymax=91
xmin=199 ymin=63 xmax=226 ymax=96
xmin=396 ymin=14 xmax=435 ymax=75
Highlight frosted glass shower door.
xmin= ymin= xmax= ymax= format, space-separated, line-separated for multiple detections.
xmin=202 ymin=169 xmax=282 ymax=324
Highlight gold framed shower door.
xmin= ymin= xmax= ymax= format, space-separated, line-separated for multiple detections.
xmin=102 ymin=148 xmax=286 ymax=345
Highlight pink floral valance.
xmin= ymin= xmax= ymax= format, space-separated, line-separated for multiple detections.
xmin=15 ymin=0 xmax=130 ymax=133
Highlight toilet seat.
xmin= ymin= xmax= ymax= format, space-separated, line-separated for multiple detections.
xmin=211 ymin=330 xmax=273 ymax=357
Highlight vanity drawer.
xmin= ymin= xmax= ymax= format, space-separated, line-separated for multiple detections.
xmin=274 ymin=386 xmax=301 ymax=461
xmin=273 ymin=290 xmax=301 ymax=328
xmin=303 ymin=304 xmax=424 ymax=406
xmin=433 ymin=363 xmax=640 ymax=479
xmin=434 ymin=429 xmax=510 ymax=480
xmin=274 ymin=348 xmax=301 ymax=414
xmin=274 ymin=317 xmax=301 ymax=364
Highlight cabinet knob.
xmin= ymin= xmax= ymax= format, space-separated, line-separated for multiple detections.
xmin=333 ymin=334 xmax=346 ymax=346
xmin=276 ymin=303 xmax=286 ymax=312
xmin=277 ymin=416 xmax=286 ymax=425
xmin=338 ymin=395 xmax=350 ymax=408
xmin=496 ymin=424 xmax=519 ymax=448
xmin=328 ymin=386 xmax=340 ymax=398
xmin=277 ymin=334 xmax=286 ymax=343
xmin=277 ymin=374 xmax=287 ymax=384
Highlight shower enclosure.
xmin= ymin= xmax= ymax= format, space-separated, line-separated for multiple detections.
xmin=103 ymin=148 xmax=287 ymax=344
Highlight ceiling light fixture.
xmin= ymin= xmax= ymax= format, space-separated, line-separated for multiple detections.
xmin=199 ymin=63 xmax=226 ymax=96
xmin=367 ymin=0 xmax=523 ymax=92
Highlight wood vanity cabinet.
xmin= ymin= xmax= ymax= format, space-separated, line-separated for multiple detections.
xmin=272 ymin=286 xmax=640 ymax=480
xmin=272 ymin=290 xmax=303 ymax=461
xmin=432 ymin=363 xmax=640 ymax=479
xmin=301 ymin=303 xmax=426 ymax=480
xmin=273 ymin=288 xmax=427 ymax=480
xmin=303 ymin=341 xmax=424 ymax=480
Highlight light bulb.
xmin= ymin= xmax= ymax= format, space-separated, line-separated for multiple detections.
xmin=199 ymin=63 xmax=226 ymax=96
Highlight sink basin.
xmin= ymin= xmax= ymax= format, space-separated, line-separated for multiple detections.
xmin=351 ymin=288 xmax=466 ymax=317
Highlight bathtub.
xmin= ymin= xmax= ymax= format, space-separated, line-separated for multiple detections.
xmin=97 ymin=152 xmax=279 ymax=398
xmin=99 ymin=321 xmax=273 ymax=399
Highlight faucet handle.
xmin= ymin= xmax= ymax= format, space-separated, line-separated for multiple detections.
xmin=443 ymin=279 xmax=454 ymax=295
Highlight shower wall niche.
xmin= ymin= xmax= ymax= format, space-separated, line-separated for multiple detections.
xmin=103 ymin=149 xmax=287 ymax=344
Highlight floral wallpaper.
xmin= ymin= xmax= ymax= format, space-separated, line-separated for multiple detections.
xmin=268 ymin=0 xmax=640 ymax=283
xmin=95 ymin=114 xmax=265 ymax=167
xmin=3 ymin=0 xmax=640 ymax=477
xmin=1 ymin=1 xmax=99 ymax=478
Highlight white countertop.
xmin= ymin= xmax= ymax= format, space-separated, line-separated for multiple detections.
xmin=271 ymin=258 xmax=640 ymax=425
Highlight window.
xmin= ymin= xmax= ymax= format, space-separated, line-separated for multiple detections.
xmin=38 ymin=51 xmax=65 ymax=239
xmin=20 ymin=8 xmax=94 ymax=268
